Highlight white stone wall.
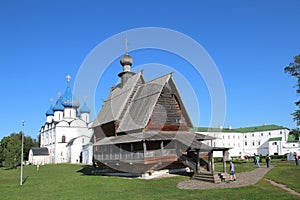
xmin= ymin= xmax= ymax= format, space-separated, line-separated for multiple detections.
xmin=28 ymin=150 xmax=50 ymax=165
xmin=39 ymin=113 xmax=92 ymax=164
xmin=197 ymin=127 xmax=290 ymax=158
xmin=82 ymin=143 xmax=93 ymax=165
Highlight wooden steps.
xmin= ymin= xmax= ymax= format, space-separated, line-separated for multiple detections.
xmin=192 ymin=172 xmax=229 ymax=183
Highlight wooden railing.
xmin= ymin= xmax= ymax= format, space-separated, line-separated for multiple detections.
xmin=94 ymin=149 xmax=177 ymax=161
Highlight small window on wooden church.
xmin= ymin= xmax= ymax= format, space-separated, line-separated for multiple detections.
xmin=62 ymin=136 xmax=66 ymax=143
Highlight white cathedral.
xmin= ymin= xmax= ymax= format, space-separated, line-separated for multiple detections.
xmin=32 ymin=75 xmax=94 ymax=165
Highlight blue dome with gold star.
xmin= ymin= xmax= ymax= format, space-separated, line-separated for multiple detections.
xmin=45 ymin=104 xmax=54 ymax=116
xmin=61 ymin=75 xmax=80 ymax=108
xmin=53 ymin=96 xmax=64 ymax=111
xmin=79 ymin=102 xmax=90 ymax=113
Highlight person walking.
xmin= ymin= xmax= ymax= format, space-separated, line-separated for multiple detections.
xmin=229 ymin=160 xmax=236 ymax=181
xmin=256 ymin=154 xmax=260 ymax=167
xmin=253 ymin=153 xmax=257 ymax=166
xmin=294 ymin=152 xmax=299 ymax=166
xmin=265 ymin=154 xmax=271 ymax=168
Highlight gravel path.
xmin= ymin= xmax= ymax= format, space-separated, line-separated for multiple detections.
xmin=178 ymin=166 xmax=273 ymax=190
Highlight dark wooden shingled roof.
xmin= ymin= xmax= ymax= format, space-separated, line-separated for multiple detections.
xmin=92 ymin=71 xmax=193 ymax=132
xmin=92 ymin=71 xmax=144 ymax=127
xmin=31 ymin=147 xmax=49 ymax=156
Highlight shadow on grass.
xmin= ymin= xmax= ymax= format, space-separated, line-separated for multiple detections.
xmin=22 ymin=176 xmax=29 ymax=185
xmin=77 ymin=165 xmax=94 ymax=176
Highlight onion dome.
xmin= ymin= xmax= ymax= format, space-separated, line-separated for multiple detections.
xmin=120 ymin=39 xmax=133 ymax=72
xmin=45 ymin=104 xmax=54 ymax=116
xmin=61 ymin=75 xmax=80 ymax=108
xmin=53 ymin=96 xmax=64 ymax=111
xmin=120 ymin=53 xmax=133 ymax=70
xmin=79 ymin=101 xmax=91 ymax=114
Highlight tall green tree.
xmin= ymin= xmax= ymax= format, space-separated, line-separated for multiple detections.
xmin=289 ymin=128 xmax=300 ymax=141
xmin=284 ymin=54 xmax=300 ymax=125
xmin=0 ymin=132 xmax=39 ymax=168
xmin=0 ymin=133 xmax=22 ymax=168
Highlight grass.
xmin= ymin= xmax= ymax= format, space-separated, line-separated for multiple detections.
xmin=214 ymin=159 xmax=257 ymax=173
xmin=265 ymin=159 xmax=300 ymax=193
xmin=0 ymin=161 xmax=300 ymax=200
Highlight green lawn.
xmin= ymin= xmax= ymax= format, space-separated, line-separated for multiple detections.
xmin=0 ymin=161 xmax=299 ymax=200
xmin=265 ymin=159 xmax=300 ymax=193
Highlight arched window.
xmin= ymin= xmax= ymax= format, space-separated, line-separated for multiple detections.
xmin=62 ymin=136 xmax=66 ymax=143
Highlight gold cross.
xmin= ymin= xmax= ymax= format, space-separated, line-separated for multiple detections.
xmin=66 ymin=74 xmax=71 ymax=83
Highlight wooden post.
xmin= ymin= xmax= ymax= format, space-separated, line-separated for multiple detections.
xmin=160 ymin=141 xmax=164 ymax=156
xmin=196 ymin=150 xmax=200 ymax=173
xmin=208 ymin=151 xmax=213 ymax=173
xmin=131 ymin=143 xmax=134 ymax=159
xmin=120 ymin=144 xmax=122 ymax=160
xmin=109 ymin=145 xmax=112 ymax=160
xmin=223 ymin=150 xmax=226 ymax=173
xmin=143 ymin=141 xmax=147 ymax=158
xmin=211 ymin=151 xmax=215 ymax=173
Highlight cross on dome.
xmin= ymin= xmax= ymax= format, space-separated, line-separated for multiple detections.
xmin=125 ymin=38 xmax=128 ymax=54
xmin=66 ymin=74 xmax=71 ymax=83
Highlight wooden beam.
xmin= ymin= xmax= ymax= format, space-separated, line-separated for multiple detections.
xmin=222 ymin=150 xmax=226 ymax=173
xmin=143 ymin=141 xmax=147 ymax=152
xmin=209 ymin=151 xmax=214 ymax=173
xmin=196 ymin=150 xmax=200 ymax=173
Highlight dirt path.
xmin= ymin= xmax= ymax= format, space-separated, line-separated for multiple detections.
xmin=178 ymin=166 xmax=273 ymax=190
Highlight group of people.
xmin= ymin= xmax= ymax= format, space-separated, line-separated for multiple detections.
xmin=253 ymin=153 xmax=271 ymax=168
xmin=229 ymin=152 xmax=299 ymax=182
xmin=253 ymin=153 xmax=261 ymax=167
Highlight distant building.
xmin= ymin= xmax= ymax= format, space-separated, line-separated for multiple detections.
xmin=197 ymin=125 xmax=298 ymax=158
xmin=28 ymin=147 xmax=50 ymax=165
xmin=38 ymin=75 xmax=93 ymax=164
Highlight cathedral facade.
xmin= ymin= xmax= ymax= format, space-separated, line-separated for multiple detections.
xmin=39 ymin=75 xmax=93 ymax=164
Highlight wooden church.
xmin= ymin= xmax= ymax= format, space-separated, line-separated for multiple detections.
xmin=92 ymin=50 xmax=226 ymax=178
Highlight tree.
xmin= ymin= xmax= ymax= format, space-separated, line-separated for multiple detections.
xmin=290 ymin=128 xmax=300 ymax=141
xmin=0 ymin=133 xmax=22 ymax=168
xmin=0 ymin=132 xmax=39 ymax=169
xmin=284 ymin=54 xmax=300 ymax=125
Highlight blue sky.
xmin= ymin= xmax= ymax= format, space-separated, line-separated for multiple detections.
xmin=0 ymin=0 xmax=300 ymax=140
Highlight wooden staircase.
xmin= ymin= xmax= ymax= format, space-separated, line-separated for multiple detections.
xmin=192 ymin=172 xmax=229 ymax=183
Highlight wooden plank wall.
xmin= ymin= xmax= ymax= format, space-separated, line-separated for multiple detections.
xmin=146 ymin=86 xmax=189 ymax=132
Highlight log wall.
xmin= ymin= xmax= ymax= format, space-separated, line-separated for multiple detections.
xmin=146 ymin=86 xmax=189 ymax=132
